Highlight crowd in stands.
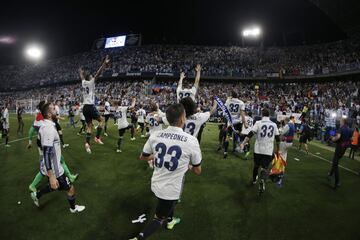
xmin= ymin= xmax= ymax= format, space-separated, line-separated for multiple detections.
xmin=1 ymin=37 xmax=360 ymax=90
xmin=1 ymin=79 xmax=359 ymax=129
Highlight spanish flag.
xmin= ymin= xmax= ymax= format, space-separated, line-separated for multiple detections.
xmin=270 ymin=153 xmax=287 ymax=176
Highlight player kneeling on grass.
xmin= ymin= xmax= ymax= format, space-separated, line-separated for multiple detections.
xmin=115 ymin=97 xmax=136 ymax=153
xmin=30 ymin=102 xmax=85 ymax=213
xmin=130 ymin=103 xmax=202 ymax=240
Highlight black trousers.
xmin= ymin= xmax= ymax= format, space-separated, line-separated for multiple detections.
xmin=329 ymin=145 xmax=347 ymax=185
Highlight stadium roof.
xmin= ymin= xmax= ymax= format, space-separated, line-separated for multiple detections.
xmin=0 ymin=0 xmax=358 ymax=65
xmin=309 ymin=0 xmax=360 ymax=34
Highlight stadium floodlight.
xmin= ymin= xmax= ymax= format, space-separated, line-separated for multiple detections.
xmin=242 ymin=27 xmax=261 ymax=37
xmin=25 ymin=44 xmax=44 ymax=61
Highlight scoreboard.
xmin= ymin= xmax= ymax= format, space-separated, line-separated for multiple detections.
xmin=93 ymin=34 xmax=141 ymax=50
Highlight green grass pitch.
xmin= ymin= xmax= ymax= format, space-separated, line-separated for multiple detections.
xmin=1 ymin=114 xmax=360 ymax=240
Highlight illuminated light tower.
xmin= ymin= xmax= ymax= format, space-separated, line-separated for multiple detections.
xmin=241 ymin=26 xmax=263 ymax=47
xmin=24 ymin=44 xmax=45 ymax=62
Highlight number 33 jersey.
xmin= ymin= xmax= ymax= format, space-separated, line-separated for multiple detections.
xmin=82 ymin=78 xmax=95 ymax=105
xmin=142 ymin=126 xmax=202 ymax=200
xmin=225 ymin=98 xmax=245 ymax=124
xmin=251 ymin=116 xmax=279 ymax=156
xmin=176 ymin=86 xmax=197 ymax=102
xmin=184 ymin=112 xmax=210 ymax=137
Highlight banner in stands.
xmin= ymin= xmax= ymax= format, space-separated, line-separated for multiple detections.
xmin=156 ymin=72 xmax=174 ymax=76
xmin=267 ymin=73 xmax=280 ymax=78
xmin=126 ymin=72 xmax=141 ymax=76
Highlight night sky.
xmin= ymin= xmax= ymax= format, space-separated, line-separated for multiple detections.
xmin=0 ymin=0 xmax=346 ymax=65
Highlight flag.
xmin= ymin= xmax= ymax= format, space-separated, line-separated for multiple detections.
xmin=270 ymin=153 xmax=287 ymax=176
xmin=214 ymin=96 xmax=235 ymax=131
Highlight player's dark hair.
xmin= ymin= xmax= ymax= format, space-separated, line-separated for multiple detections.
xmin=247 ymin=111 xmax=252 ymax=117
xmin=231 ymin=91 xmax=238 ymax=98
xmin=150 ymin=102 xmax=158 ymax=112
xmin=290 ymin=116 xmax=295 ymax=120
xmin=262 ymin=108 xmax=270 ymax=117
xmin=40 ymin=103 xmax=51 ymax=119
xmin=37 ymin=100 xmax=46 ymax=110
xmin=180 ymin=97 xmax=197 ymax=117
xmin=80 ymin=66 xmax=91 ymax=81
xmin=166 ymin=104 xmax=185 ymax=126
xmin=341 ymin=117 xmax=348 ymax=126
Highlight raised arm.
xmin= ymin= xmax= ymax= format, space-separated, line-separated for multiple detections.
xmin=178 ymin=72 xmax=185 ymax=90
xmin=209 ymin=100 xmax=218 ymax=115
xmin=129 ymin=97 xmax=136 ymax=109
xmin=194 ymin=64 xmax=201 ymax=89
xmin=94 ymin=55 xmax=111 ymax=80
xmin=79 ymin=67 xmax=85 ymax=81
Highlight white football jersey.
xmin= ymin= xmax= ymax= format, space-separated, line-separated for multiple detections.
xmin=142 ymin=126 xmax=202 ymax=200
xmin=241 ymin=116 xmax=254 ymax=135
xmin=39 ymin=119 xmax=64 ymax=178
xmin=184 ymin=112 xmax=210 ymax=137
xmin=251 ymin=117 xmax=279 ymax=156
xmin=116 ymin=106 xmax=129 ymax=129
xmin=225 ymin=98 xmax=245 ymax=124
xmin=136 ymin=109 xmax=146 ymax=123
xmin=82 ymin=78 xmax=95 ymax=105
xmin=177 ymin=86 xmax=197 ymax=102
xmin=104 ymin=101 xmax=111 ymax=115
xmin=146 ymin=110 xmax=166 ymax=135
xmin=2 ymin=108 xmax=9 ymax=129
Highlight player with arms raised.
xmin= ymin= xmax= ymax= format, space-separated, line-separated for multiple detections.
xmin=79 ymin=55 xmax=110 ymax=154
xmin=176 ymin=64 xmax=201 ymax=102
xmin=115 ymin=97 xmax=136 ymax=153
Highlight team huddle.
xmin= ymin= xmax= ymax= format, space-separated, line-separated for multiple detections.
xmin=21 ymin=56 xmax=352 ymax=240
